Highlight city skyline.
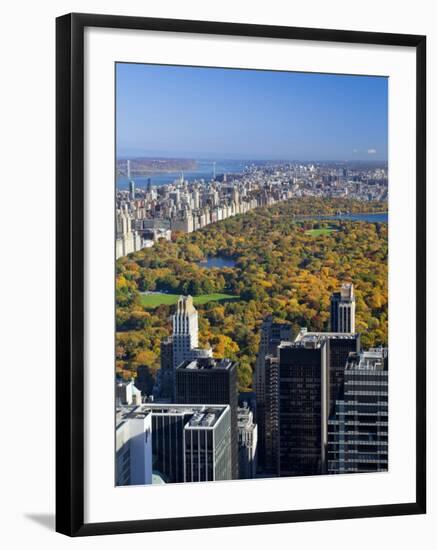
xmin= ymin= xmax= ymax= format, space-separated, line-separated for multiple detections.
xmin=117 ymin=286 xmax=388 ymax=484
xmin=116 ymin=63 xmax=388 ymax=161
xmin=115 ymin=63 xmax=389 ymax=486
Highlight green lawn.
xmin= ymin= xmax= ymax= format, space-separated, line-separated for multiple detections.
xmin=140 ymin=292 xmax=239 ymax=309
xmin=305 ymin=228 xmax=338 ymax=236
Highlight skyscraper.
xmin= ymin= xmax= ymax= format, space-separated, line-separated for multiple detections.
xmin=184 ymin=405 xmax=232 ymax=482
xmin=129 ymin=179 xmax=135 ymax=201
xmin=117 ymin=404 xmax=231 ymax=483
xmin=155 ymin=296 xmax=212 ymax=400
xmin=172 ymin=295 xmax=199 ymax=369
xmin=116 ymin=408 xmax=153 ymax=486
xmin=325 ymin=333 xmax=360 ymax=415
xmin=330 ymin=282 xmax=356 ymax=333
xmin=253 ymin=317 xmax=292 ymax=471
xmin=294 ymin=328 xmax=360 ymax=416
xmin=327 ymin=349 xmax=388 ymax=474
xmin=175 ymin=357 xmax=239 ymax=479
xmin=172 ymin=296 xmax=212 ymax=369
xmin=263 ymin=355 xmax=280 ymax=475
xmin=278 ymin=337 xmax=328 ymax=477
xmin=237 ymin=403 xmax=258 ymax=479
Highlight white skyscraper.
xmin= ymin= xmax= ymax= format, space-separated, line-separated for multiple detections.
xmin=155 ymin=295 xmax=212 ymax=400
xmin=193 ymin=189 xmax=200 ymax=209
xmin=172 ymin=295 xmax=199 ymax=369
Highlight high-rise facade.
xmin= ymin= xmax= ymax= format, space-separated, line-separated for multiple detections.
xmin=327 ymin=349 xmax=388 ymax=474
xmin=156 ymin=338 xmax=174 ymax=400
xmin=129 ymin=179 xmax=135 ymax=200
xmin=117 ymin=404 xmax=231 ymax=484
xmin=256 ymin=317 xmax=293 ymax=363
xmin=172 ymin=295 xmax=199 ymax=369
xmin=258 ymin=326 xmax=359 ymax=477
xmin=175 ymin=357 xmax=239 ymax=479
xmin=237 ymin=403 xmax=258 ymax=479
xmin=151 ymin=405 xmax=187 ymax=483
xmin=294 ymin=329 xmax=360 ymax=416
xmin=115 ymin=208 xmax=142 ymax=259
xmin=278 ymin=337 xmax=328 ymax=477
xmin=116 ymin=408 xmax=153 ymax=486
xmin=325 ymin=333 xmax=360 ymax=415
xmin=171 ymin=295 xmax=212 ymax=370
xmin=330 ymin=282 xmax=356 ymax=333
xmin=263 ymin=355 xmax=280 ymax=475
xmin=253 ymin=317 xmax=292 ymax=471
xmin=184 ymin=406 xmax=232 ymax=482
xmin=155 ymin=296 xmax=212 ymax=400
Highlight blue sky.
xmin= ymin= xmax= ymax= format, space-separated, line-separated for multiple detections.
xmin=116 ymin=63 xmax=388 ymax=161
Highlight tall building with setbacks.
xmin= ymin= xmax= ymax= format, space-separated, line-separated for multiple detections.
xmin=330 ymin=282 xmax=356 ymax=333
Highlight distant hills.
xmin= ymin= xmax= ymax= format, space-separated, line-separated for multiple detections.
xmin=116 ymin=157 xmax=197 ymax=176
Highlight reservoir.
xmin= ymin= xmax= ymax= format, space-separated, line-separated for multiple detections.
xmin=331 ymin=212 xmax=387 ymax=223
xmin=197 ymin=256 xmax=237 ymax=269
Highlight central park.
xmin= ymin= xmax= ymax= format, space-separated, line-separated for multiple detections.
xmin=116 ymin=197 xmax=388 ymax=392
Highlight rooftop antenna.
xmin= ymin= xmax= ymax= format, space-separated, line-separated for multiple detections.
xmin=127 ymin=159 xmax=131 ymax=179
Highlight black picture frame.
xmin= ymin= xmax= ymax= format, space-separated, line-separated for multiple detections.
xmin=56 ymin=12 xmax=426 ymax=537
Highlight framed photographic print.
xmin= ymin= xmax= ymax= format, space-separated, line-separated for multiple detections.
xmin=56 ymin=13 xmax=426 ymax=536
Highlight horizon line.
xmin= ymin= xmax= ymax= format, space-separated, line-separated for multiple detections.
xmin=115 ymin=155 xmax=388 ymax=163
